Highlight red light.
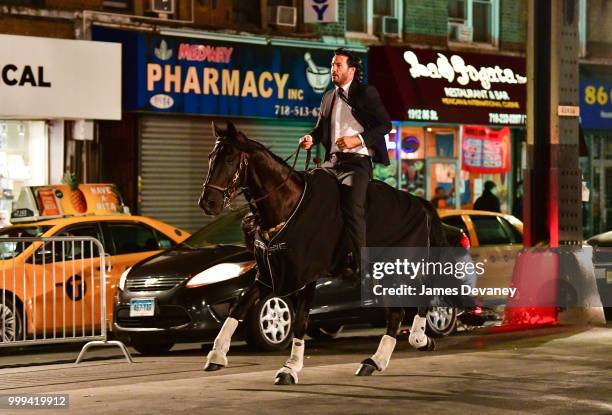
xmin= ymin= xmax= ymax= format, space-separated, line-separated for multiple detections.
xmin=474 ymin=306 xmax=482 ymax=315
xmin=460 ymin=233 xmax=471 ymax=248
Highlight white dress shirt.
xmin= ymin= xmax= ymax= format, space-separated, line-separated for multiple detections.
xmin=330 ymin=80 xmax=369 ymax=156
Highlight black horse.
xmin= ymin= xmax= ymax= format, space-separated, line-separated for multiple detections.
xmin=198 ymin=121 xmax=443 ymax=385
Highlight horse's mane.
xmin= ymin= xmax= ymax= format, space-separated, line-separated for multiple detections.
xmin=240 ymin=133 xmax=304 ymax=179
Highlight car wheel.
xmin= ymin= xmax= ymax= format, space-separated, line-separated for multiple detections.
xmin=425 ymin=307 xmax=457 ymax=337
xmin=246 ymin=295 xmax=293 ymax=352
xmin=306 ymin=324 xmax=343 ymax=340
xmin=131 ymin=342 xmax=175 ymax=355
xmin=0 ymin=297 xmax=23 ymax=342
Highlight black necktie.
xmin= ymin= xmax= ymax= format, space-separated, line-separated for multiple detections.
xmin=330 ymin=87 xmax=344 ymax=115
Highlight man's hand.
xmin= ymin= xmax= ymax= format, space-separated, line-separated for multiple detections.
xmin=335 ymin=135 xmax=362 ymax=150
xmin=299 ymin=135 xmax=313 ymax=150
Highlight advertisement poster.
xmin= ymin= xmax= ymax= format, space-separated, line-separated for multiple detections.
xmin=461 ymin=126 xmax=511 ymax=173
xmin=11 ymin=184 xmax=124 ymax=223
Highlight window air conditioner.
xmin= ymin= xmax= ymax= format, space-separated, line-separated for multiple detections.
xmin=381 ymin=16 xmax=399 ymax=36
xmin=151 ymin=0 xmax=175 ymax=14
xmin=448 ymin=21 xmax=473 ymax=42
xmin=275 ymin=6 xmax=297 ymax=27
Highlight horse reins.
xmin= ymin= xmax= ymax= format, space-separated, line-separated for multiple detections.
xmin=203 ymin=142 xmax=312 ymax=209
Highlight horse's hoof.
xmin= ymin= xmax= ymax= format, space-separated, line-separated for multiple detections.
xmin=274 ymin=372 xmax=296 ymax=385
xmin=417 ymin=337 xmax=436 ymax=352
xmin=355 ymin=358 xmax=380 ymax=376
xmin=204 ymin=362 xmax=225 ymax=372
xmin=355 ymin=362 xmax=377 ymax=376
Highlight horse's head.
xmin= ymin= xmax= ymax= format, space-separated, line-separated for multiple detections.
xmin=198 ymin=121 xmax=258 ymax=215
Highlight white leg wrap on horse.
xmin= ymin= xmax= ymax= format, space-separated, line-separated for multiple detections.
xmin=370 ymin=335 xmax=396 ymax=371
xmin=276 ymin=338 xmax=305 ymax=383
xmin=207 ymin=317 xmax=238 ymax=366
xmin=409 ymin=315 xmax=428 ymax=349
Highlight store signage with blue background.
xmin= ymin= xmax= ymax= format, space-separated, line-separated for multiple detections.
xmin=580 ymin=76 xmax=612 ymax=129
xmin=93 ymin=27 xmax=364 ymax=119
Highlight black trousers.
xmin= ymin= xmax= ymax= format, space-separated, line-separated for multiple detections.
xmin=324 ymin=153 xmax=372 ymax=272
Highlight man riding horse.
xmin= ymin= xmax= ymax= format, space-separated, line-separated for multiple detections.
xmin=299 ymin=47 xmax=391 ymax=279
xmin=198 ymin=49 xmax=442 ymax=385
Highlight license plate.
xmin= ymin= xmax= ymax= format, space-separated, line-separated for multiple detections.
xmin=130 ymin=298 xmax=155 ymax=317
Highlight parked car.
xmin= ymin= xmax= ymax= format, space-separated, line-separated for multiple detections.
xmin=586 ymin=231 xmax=612 ymax=320
xmin=0 ymin=215 xmax=189 ymax=342
xmin=438 ymin=209 xmax=523 ymax=309
xmin=114 ymin=206 xmax=477 ymax=354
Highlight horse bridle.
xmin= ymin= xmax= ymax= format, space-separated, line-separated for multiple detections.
xmin=202 ymin=140 xmax=309 ymax=209
xmin=203 ymin=147 xmax=248 ymax=209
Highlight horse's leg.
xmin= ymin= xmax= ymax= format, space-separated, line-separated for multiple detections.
xmin=204 ymin=281 xmax=268 ymax=371
xmin=409 ymin=307 xmax=436 ymax=351
xmin=356 ymin=307 xmax=404 ymax=376
xmin=274 ymin=281 xmax=316 ymax=386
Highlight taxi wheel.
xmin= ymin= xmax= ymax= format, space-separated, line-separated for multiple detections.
xmin=131 ymin=342 xmax=175 ymax=355
xmin=246 ymin=295 xmax=293 ymax=352
xmin=0 ymin=297 xmax=23 ymax=342
xmin=425 ymin=307 xmax=457 ymax=338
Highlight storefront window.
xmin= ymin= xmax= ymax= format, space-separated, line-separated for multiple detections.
xmin=0 ymin=121 xmax=48 ymax=227
xmin=397 ymin=126 xmax=425 ymax=197
xmin=373 ymin=127 xmax=399 ymax=187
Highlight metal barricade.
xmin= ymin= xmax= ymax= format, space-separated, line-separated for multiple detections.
xmin=0 ymin=236 xmax=132 ymax=363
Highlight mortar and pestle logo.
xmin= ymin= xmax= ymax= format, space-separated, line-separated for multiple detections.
xmin=304 ymin=52 xmax=331 ymax=93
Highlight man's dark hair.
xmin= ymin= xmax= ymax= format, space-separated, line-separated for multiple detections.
xmin=334 ymin=48 xmax=364 ymax=82
xmin=484 ymin=180 xmax=496 ymax=191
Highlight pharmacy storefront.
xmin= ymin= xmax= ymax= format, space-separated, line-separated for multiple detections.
xmin=369 ymin=46 xmax=526 ymax=213
xmin=0 ymin=34 xmax=121 ymax=226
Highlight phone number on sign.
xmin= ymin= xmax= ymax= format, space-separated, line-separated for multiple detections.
xmin=274 ymin=105 xmax=320 ymax=118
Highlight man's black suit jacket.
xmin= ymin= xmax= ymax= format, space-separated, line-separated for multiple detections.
xmin=308 ymin=81 xmax=392 ymax=166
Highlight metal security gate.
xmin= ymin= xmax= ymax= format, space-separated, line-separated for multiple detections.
xmin=139 ymin=115 xmax=315 ymax=232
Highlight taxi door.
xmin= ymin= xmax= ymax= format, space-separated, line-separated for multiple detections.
xmin=33 ymin=223 xmax=105 ymax=336
xmin=465 ymin=215 xmax=523 ymax=303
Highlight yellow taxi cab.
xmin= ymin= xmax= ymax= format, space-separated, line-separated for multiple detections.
xmin=438 ymin=209 xmax=523 ymax=306
xmin=0 ymin=183 xmax=189 ymax=342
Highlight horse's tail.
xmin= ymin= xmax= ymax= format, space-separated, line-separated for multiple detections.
xmin=419 ymin=198 xmax=449 ymax=248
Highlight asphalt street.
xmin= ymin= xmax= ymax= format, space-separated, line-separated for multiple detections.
xmin=0 ymin=324 xmax=610 ymax=415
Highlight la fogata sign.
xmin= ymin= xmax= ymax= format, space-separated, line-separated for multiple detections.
xmin=403 ymin=50 xmax=527 ymax=125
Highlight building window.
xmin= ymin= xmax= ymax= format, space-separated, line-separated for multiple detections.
xmin=234 ymin=0 xmax=262 ymax=29
xmin=346 ymin=0 xmax=401 ymax=37
xmin=347 ymin=0 xmax=368 ymax=33
xmin=448 ymin=0 xmax=499 ymax=46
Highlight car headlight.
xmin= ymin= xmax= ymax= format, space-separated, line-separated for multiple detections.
xmin=186 ymin=261 xmax=255 ymax=288
xmin=119 ymin=267 xmax=132 ymax=291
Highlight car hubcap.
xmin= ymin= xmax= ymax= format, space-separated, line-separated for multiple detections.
xmin=426 ymin=307 xmax=454 ymax=331
xmin=0 ymin=303 xmax=18 ymax=342
xmin=260 ymin=297 xmax=291 ymax=344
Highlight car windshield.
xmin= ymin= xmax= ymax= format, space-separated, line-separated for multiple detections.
xmin=0 ymin=225 xmax=52 ymax=259
xmin=183 ymin=209 xmax=247 ymax=249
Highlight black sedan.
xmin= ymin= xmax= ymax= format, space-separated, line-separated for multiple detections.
xmin=114 ymin=207 xmax=476 ymax=354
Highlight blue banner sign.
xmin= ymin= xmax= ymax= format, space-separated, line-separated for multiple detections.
xmin=92 ymin=27 xmax=364 ymax=119
xmin=580 ymin=77 xmax=612 ymax=130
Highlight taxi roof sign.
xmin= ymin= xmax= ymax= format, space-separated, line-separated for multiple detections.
xmin=11 ymin=183 xmax=129 ymax=224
